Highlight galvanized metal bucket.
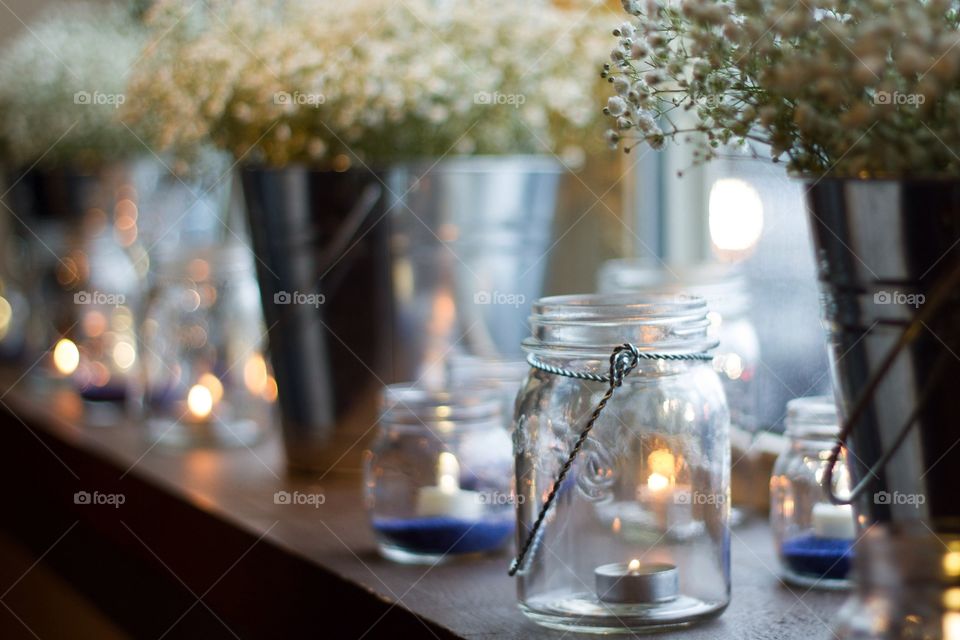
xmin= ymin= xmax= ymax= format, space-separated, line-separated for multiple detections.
xmin=806 ymin=179 xmax=960 ymax=530
xmin=385 ymin=156 xmax=561 ymax=386
xmin=241 ymin=166 xmax=390 ymax=474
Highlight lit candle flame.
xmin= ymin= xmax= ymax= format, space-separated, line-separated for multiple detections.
xmin=187 ymin=384 xmax=214 ymax=420
xmin=437 ymin=451 xmax=460 ymax=494
xmin=628 ymin=559 xmax=641 ymax=573
xmin=647 ymin=472 xmax=670 ymax=492
xmin=243 ymin=354 xmax=269 ymax=395
xmin=197 ymin=373 xmax=224 ymax=403
xmin=945 ymin=612 xmax=960 ymax=639
xmin=53 ymin=338 xmax=80 ymax=375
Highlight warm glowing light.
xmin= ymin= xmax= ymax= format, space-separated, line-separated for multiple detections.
xmin=243 ymin=355 xmax=269 ymax=395
xmin=648 ymin=449 xmax=676 ymax=478
xmin=187 ymin=384 xmax=214 ymax=420
xmin=57 ymin=257 xmax=81 ymax=287
xmin=0 ymin=296 xmax=11 ymax=339
xmin=114 ymin=198 xmax=138 ymax=221
xmin=612 ymin=517 xmax=621 ymax=534
xmin=721 ymin=353 xmax=744 ymax=380
xmin=53 ymin=339 xmax=80 ymax=375
xmin=708 ymin=178 xmax=764 ymax=255
xmin=945 ymin=612 xmax=960 ymax=639
xmin=83 ymin=310 xmax=107 ymax=338
xmin=263 ymin=376 xmax=278 ymax=402
xmin=945 ymin=551 xmax=960 ymax=577
xmin=945 ymin=588 xmax=960 ymax=610
xmin=628 ymin=559 xmax=641 ymax=572
xmin=197 ymin=372 xmax=224 ymax=403
xmin=187 ymin=258 xmax=210 ymax=282
xmin=437 ymin=451 xmax=460 ymax=493
xmin=89 ymin=361 xmax=111 ymax=387
xmin=112 ymin=341 xmax=136 ymax=370
xmin=647 ymin=472 xmax=670 ymax=492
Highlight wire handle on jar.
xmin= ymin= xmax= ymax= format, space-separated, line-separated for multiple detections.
xmin=508 ymin=343 xmax=713 ymax=577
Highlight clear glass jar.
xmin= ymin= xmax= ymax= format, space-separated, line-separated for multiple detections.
xmin=832 ymin=525 xmax=960 ymax=639
xmin=364 ymin=384 xmax=515 ymax=564
xmin=598 ymin=261 xmax=760 ymax=433
xmin=770 ymin=396 xmax=855 ymax=589
xmin=514 ymin=294 xmax=730 ymax=634
xmin=446 ymin=353 xmax=529 ymax=431
xmin=135 ymin=244 xmax=275 ymax=448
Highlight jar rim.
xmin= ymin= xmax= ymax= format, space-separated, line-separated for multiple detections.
xmin=785 ymin=396 xmax=839 ymax=438
xmin=525 ymin=293 xmax=716 ymax=355
xmin=597 ymin=260 xmax=750 ymax=317
xmin=380 ymin=383 xmax=502 ymax=428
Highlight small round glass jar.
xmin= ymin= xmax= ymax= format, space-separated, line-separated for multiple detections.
xmin=364 ymin=384 xmax=515 ymax=564
xmin=514 ymin=294 xmax=730 ymax=634
xmin=770 ymin=396 xmax=855 ymax=589
xmin=135 ymin=245 xmax=275 ymax=448
xmin=446 ymin=353 xmax=529 ymax=431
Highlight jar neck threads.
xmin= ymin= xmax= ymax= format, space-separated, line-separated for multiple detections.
xmin=785 ymin=396 xmax=839 ymax=442
xmin=524 ymin=293 xmax=716 ymax=359
xmin=379 ymin=384 xmax=503 ymax=434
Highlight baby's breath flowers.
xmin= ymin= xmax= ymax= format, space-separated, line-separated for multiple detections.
xmin=0 ymin=2 xmax=146 ymax=169
xmin=124 ymin=0 xmax=611 ymax=167
xmin=604 ymin=0 xmax=960 ymax=176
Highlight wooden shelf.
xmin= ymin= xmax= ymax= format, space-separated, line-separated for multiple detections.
xmin=0 ymin=372 xmax=845 ymax=639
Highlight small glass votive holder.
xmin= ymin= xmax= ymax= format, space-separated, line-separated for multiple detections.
xmin=770 ymin=396 xmax=855 ymax=589
xmin=446 ymin=353 xmax=529 ymax=430
xmin=135 ymin=245 xmax=275 ymax=448
xmin=363 ymin=383 xmax=515 ymax=564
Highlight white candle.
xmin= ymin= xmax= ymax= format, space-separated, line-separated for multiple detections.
xmin=812 ymin=502 xmax=856 ymax=539
xmin=415 ymin=452 xmax=484 ymax=520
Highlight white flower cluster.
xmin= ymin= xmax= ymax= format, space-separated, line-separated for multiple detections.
xmin=605 ymin=0 xmax=960 ymax=176
xmin=0 ymin=2 xmax=146 ymax=168
xmin=125 ymin=0 xmax=611 ymax=166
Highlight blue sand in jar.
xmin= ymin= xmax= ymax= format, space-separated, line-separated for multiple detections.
xmin=781 ymin=535 xmax=853 ymax=580
xmin=78 ymin=384 xmax=127 ymax=402
xmin=373 ymin=516 xmax=515 ymax=555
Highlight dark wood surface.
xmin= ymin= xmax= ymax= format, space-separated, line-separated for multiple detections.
xmin=0 ymin=373 xmax=845 ymax=639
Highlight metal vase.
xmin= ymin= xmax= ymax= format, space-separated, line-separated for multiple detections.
xmin=806 ymin=179 xmax=960 ymax=530
xmin=240 ymin=166 xmax=390 ymax=474
xmin=384 ymin=155 xmax=561 ymax=385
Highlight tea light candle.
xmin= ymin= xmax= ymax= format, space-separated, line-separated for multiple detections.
xmin=595 ymin=559 xmax=679 ymax=603
xmin=185 ymin=383 xmax=215 ymax=424
xmin=415 ymin=452 xmax=484 ymax=520
xmin=812 ymin=502 xmax=856 ymax=539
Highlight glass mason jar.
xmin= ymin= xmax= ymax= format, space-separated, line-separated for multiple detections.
xmin=446 ymin=353 xmax=529 ymax=432
xmin=514 ymin=294 xmax=730 ymax=634
xmin=832 ymin=525 xmax=960 ymax=639
xmin=364 ymin=384 xmax=516 ymax=564
xmin=135 ymin=244 xmax=275 ymax=448
xmin=598 ymin=261 xmax=760 ymax=433
xmin=55 ymin=220 xmax=142 ymax=405
xmin=770 ymin=396 xmax=855 ymax=589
